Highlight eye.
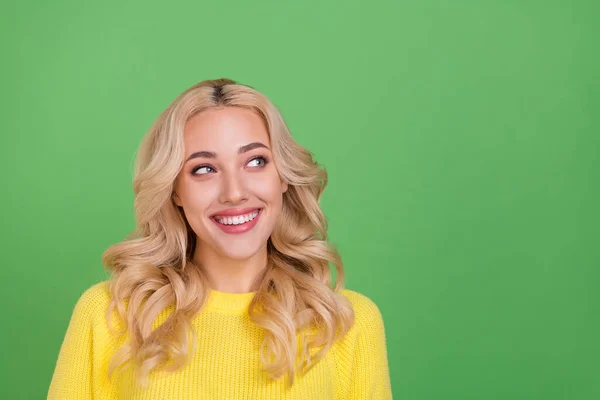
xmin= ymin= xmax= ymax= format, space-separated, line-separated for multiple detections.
xmin=247 ymin=156 xmax=269 ymax=168
xmin=192 ymin=165 xmax=215 ymax=175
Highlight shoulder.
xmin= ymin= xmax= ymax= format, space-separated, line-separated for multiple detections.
xmin=70 ymin=280 xmax=112 ymax=324
xmin=339 ymin=288 xmax=386 ymax=330
xmin=333 ymin=289 xmax=388 ymax=356
xmin=339 ymin=288 xmax=380 ymax=310
xmin=76 ymin=280 xmax=111 ymax=307
xmin=331 ymin=288 xmax=391 ymax=397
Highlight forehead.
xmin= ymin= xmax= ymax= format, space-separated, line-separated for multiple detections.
xmin=183 ymin=107 xmax=270 ymax=153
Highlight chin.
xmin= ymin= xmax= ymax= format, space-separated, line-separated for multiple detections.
xmin=217 ymin=242 xmax=265 ymax=260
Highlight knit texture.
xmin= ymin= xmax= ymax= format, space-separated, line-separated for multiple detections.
xmin=48 ymin=281 xmax=392 ymax=399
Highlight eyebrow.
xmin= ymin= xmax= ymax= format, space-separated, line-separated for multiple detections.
xmin=185 ymin=142 xmax=270 ymax=162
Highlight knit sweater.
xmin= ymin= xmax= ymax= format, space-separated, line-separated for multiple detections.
xmin=47 ymin=281 xmax=393 ymax=399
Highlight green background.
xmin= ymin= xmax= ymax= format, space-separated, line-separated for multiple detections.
xmin=1 ymin=0 xmax=598 ymax=398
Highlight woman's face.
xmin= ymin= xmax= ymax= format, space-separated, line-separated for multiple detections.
xmin=173 ymin=106 xmax=288 ymax=261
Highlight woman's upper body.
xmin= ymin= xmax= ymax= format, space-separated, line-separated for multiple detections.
xmin=47 ymin=280 xmax=392 ymax=400
xmin=47 ymin=78 xmax=393 ymax=399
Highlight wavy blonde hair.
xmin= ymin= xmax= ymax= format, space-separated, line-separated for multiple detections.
xmin=101 ymin=78 xmax=355 ymax=388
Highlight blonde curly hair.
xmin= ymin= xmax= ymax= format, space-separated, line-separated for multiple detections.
xmin=101 ymin=78 xmax=355 ymax=388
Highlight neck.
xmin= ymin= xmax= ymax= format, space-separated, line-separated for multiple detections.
xmin=193 ymin=241 xmax=268 ymax=293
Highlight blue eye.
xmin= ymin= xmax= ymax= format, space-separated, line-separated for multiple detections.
xmin=248 ymin=156 xmax=269 ymax=167
xmin=192 ymin=165 xmax=215 ymax=175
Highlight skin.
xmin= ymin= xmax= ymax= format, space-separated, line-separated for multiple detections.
xmin=173 ymin=107 xmax=288 ymax=293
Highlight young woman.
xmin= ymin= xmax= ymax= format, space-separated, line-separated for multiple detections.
xmin=48 ymin=78 xmax=393 ymax=399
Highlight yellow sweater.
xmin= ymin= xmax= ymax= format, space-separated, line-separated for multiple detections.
xmin=48 ymin=281 xmax=392 ymax=399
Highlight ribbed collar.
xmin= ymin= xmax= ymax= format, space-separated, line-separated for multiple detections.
xmin=206 ymin=289 xmax=257 ymax=311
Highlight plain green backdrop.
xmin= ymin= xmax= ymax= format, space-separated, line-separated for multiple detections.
xmin=1 ymin=0 xmax=598 ymax=398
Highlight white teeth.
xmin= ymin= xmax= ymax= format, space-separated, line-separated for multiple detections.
xmin=214 ymin=210 xmax=260 ymax=226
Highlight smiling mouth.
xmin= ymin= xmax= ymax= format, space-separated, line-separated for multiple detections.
xmin=211 ymin=208 xmax=262 ymax=226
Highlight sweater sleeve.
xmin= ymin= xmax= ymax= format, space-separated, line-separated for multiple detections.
xmin=341 ymin=291 xmax=393 ymax=400
xmin=47 ymin=282 xmax=110 ymax=400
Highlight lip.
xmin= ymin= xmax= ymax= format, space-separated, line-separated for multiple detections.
xmin=210 ymin=207 xmax=262 ymax=218
xmin=211 ymin=208 xmax=263 ymax=235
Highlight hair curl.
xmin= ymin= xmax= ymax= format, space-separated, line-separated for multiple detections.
xmin=101 ymin=78 xmax=355 ymax=388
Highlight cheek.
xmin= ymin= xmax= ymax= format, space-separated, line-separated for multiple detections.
xmin=250 ymin=172 xmax=285 ymax=199
xmin=178 ymin=184 xmax=213 ymax=220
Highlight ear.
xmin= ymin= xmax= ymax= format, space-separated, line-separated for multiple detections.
xmin=281 ymin=179 xmax=289 ymax=194
xmin=172 ymin=191 xmax=182 ymax=207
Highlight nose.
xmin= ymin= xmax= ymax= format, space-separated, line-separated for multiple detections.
xmin=219 ymin=170 xmax=248 ymax=205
